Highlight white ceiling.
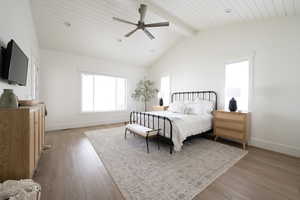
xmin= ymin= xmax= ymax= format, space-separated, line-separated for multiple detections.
xmin=30 ymin=0 xmax=182 ymax=67
xmin=153 ymin=0 xmax=299 ymax=30
xmin=31 ymin=0 xmax=299 ymax=67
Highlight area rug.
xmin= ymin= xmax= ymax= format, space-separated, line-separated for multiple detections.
xmin=85 ymin=127 xmax=247 ymax=200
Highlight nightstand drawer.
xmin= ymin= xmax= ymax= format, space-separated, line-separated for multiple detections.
xmin=215 ymin=128 xmax=244 ymax=140
xmin=214 ymin=112 xmax=246 ymax=122
xmin=214 ymin=120 xmax=244 ymax=132
xmin=152 ymin=106 xmax=168 ymax=111
xmin=213 ymin=110 xmax=249 ymax=149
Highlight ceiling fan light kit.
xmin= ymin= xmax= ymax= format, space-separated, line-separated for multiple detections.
xmin=113 ymin=4 xmax=170 ymax=40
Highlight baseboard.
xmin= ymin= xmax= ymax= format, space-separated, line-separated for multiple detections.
xmin=46 ymin=118 xmax=127 ymax=132
xmin=47 ymin=121 xmax=300 ymax=158
xmin=250 ymin=137 xmax=300 ymax=158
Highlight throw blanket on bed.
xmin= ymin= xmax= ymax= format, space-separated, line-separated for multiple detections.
xmin=145 ymin=111 xmax=213 ymax=151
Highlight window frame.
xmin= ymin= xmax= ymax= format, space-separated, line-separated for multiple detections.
xmin=224 ymin=55 xmax=254 ymax=112
xmin=80 ymin=72 xmax=128 ymax=113
xmin=160 ymin=75 xmax=171 ymax=106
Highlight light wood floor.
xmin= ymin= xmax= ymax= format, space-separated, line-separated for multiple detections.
xmin=34 ymin=123 xmax=300 ymax=200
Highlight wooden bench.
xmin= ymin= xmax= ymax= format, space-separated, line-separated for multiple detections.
xmin=125 ymin=124 xmax=160 ymax=153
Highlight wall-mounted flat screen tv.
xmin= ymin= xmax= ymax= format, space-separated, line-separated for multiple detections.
xmin=2 ymin=40 xmax=28 ymax=86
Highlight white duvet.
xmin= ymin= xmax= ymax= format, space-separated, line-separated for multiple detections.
xmin=145 ymin=111 xmax=213 ymax=151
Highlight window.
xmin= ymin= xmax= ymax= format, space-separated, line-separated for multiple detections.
xmin=81 ymin=73 xmax=127 ymax=112
xmin=30 ymin=57 xmax=39 ymax=99
xmin=159 ymin=76 xmax=170 ymax=105
xmin=225 ymin=60 xmax=250 ymax=111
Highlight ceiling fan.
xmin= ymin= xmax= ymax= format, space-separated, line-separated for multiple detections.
xmin=113 ymin=4 xmax=170 ymax=40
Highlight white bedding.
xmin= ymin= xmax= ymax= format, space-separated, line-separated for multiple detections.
xmin=145 ymin=111 xmax=213 ymax=151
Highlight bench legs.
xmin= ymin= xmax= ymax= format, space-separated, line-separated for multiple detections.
xmin=124 ymin=128 xmax=128 ymax=139
xmin=146 ymin=135 xmax=149 ymax=153
xmin=157 ymin=133 xmax=160 ymax=151
xmin=146 ymin=132 xmax=161 ymax=153
xmin=125 ymin=128 xmax=161 ymax=154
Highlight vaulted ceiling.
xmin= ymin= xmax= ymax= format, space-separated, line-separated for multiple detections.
xmin=31 ymin=0 xmax=299 ymax=67
xmin=153 ymin=0 xmax=299 ymax=30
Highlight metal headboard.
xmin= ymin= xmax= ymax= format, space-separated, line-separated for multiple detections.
xmin=171 ymin=91 xmax=218 ymax=110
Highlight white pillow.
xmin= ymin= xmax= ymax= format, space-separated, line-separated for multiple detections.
xmin=183 ymin=101 xmax=195 ymax=114
xmin=197 ymin=99 xmax=214 ymax=114
xmin=185 ymin=103 xmax=202 ymax=115
xmin=168 ymin=101 xmax=185 ymax=113
xmin=185 ymin=100 xmax=214 ymax=115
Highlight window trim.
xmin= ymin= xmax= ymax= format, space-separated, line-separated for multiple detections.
xmin=80 ymin=72 xmax=128 ymax=113
xmin=224 ymin=54 xmax=254 ymax=112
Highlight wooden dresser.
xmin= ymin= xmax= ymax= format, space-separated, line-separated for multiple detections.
xmin=213 ymin=110 xmax=250 ymax=149
xmin=152 ymin=106 xmax=169 ymax=111
xmin=0 ymin=104 xmax=45 ymax=181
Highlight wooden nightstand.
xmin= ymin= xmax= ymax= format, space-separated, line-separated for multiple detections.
xmin=152 ymin=106 xmax=169 ymax=111
xmin=213 ymin=110 xmax=250 ymax=149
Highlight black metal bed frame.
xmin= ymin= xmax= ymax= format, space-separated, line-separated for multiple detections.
xmin=129 ymin=91 xmax=217 ymax=154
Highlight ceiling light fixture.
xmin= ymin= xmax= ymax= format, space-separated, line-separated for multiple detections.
xmin=112 ymin=4 xmax=170 ymax=40
xmin=64 ymin=22 xmax=71 ymax=27
xmin=224 ymin=8 xmax=232 ymax=14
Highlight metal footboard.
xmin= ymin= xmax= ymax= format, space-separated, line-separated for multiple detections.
xmin=129 ymin=111 xmax=173 ymax=154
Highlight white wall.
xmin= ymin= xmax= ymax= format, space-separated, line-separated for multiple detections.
xmin=0 ymin=0 xmax=39 ymax=99
xmin=40 ymin=49 xmax=147 ymax=131
xmin=149 ymin=16 xmax=300 ymax=157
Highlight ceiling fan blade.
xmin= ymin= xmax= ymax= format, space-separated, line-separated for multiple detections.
xmin=125 ymin=28 xmax=139 ymax=37
xmin=112 ymin=17 xmax=137 ymax=26
xmin=143 ymin=28 xmax=155 ymax=40
xmin=144 ymin=22 xmax=170 ymax=28
xmin=139 ymin=4 xmax=147 ymax=22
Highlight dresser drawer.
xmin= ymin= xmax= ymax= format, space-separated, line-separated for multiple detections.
xmin=214 ymin=119 xmax=245 ymax=132
xmin=215 ymin=128 xmax=244 ymax=140
xmin=214 ymin=112 xmax=246 ymax=122
xmin=152 ymin=106 xmax=169 ymax=111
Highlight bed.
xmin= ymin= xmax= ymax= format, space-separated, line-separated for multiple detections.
xmin=129 ymin=91 xmax=218 ymax=154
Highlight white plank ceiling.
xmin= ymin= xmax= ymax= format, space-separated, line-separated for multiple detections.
xmin=31 ymin=0 xmax=299 ymax=67
xmin=153 ymin=0 xmax=299 ymax=30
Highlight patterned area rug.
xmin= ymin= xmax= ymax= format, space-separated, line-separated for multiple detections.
xmin=85 ymin=127 xmax=247 ymax=200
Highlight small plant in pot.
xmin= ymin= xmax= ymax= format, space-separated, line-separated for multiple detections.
xmin=132 ymin=79 xmax=158 ymax=112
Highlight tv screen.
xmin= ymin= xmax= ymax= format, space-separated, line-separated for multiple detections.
xmin=2 ymin=40 xmax=28 ymax=86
